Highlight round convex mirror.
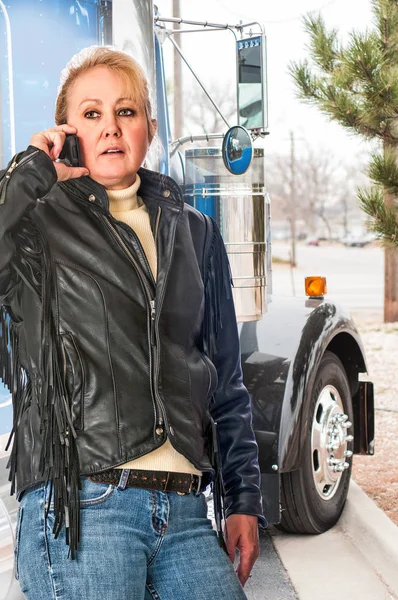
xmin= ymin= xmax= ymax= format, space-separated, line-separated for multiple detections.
xmin=222 ymin=126 xmax=253 ymax=175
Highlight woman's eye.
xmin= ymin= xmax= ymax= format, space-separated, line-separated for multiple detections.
xmin=118 ymin=108 xmax=136 ymax=117
xmin=84 ymin=110 xmax=100 ymax=119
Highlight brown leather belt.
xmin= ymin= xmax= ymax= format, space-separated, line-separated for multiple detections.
xmin=87 ymin=469 xmax=202 ymax=495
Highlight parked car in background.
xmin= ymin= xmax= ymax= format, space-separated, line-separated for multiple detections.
xmin=307 ymin=237 xmax=320 ymax=246
xmin=341 ymin=234 xmax=372 ymax=247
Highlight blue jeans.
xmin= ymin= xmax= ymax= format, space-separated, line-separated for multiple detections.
xmin=15 ymin=476 xmax=247 ymax=599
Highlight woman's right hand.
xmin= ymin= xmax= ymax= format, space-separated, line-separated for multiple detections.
xmin=30 ymin=124 xmax=89 ymax=182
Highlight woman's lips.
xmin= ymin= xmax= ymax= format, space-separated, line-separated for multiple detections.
xmin=101 ymin=148 xmax=124 ymax=154
xmin=101 ymin=150 xmax=125 ymax=157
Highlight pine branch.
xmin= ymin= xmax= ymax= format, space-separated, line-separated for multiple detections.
xmin=303 ymin=13 xmax=340 ymax=73
xmin=368 ymin=147 xmax=398 ymax=193
xmin=344 ymin=31 xmax=382 ymax=84
xmin=371 ymin=0 xmax=398 ymax=62
xmin=292 ymin=72 xmax=386 ymax=138
xmin=292 ymin=7 xmax=398 ymax=141
xmin=360 ymin=69 xmax=398 ymax=117
xmin=289 ymin=60 xmax=323 ymax=101
xmin=358 ymin=185 xmax=398 ymax=246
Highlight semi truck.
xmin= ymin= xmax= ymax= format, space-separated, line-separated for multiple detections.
xmin=0 ymin=2 xmax=374 ymax=597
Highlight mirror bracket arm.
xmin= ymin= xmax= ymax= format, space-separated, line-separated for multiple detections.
xmin=167 ymin=35 xmax=231 ymax=130
xmin=169 ymin=133 xmax=225 ymax=158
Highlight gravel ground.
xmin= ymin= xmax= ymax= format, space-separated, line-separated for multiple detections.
xmin=350 ymin=310 xmax=398 ymax=526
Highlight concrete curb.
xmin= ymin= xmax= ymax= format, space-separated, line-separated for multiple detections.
xmin=271 ymin=481 xmax=398 ymax=600
xmin=338 ymin=479 xmax=398 ymax=597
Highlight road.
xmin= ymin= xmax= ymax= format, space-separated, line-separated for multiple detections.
xmin=271 ymin=242 xmax=383 ymax=310
xmin=245 ymin=530 xmax=297 ymax=600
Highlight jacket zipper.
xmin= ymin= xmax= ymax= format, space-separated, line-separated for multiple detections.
xmin=101 ymin=214 xmax=168 ymax=433
xmin=151 ymin=207 xmax=179 ymax=436
xmin=154 ymin=206 xmax=162 ymax=242
xmin=116 ymin=219 xmax=156 ymax=288
xmin=151 ymin=206 xmax=161 ymax=347
xmin=0 ymin=150 xmax=39 ymax=205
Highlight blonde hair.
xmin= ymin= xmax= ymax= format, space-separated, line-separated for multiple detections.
xmin=55 ymin=46 xmax=156 ymax=142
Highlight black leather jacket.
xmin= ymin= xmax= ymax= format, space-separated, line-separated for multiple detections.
xmin=0 ymin=146 xmax=264 ymax=548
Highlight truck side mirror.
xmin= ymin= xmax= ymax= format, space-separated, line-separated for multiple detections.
xmin=236 ymin=35 xmax=268 ymax=131
xmin=222 ymin=126 xmax=253 ymax=175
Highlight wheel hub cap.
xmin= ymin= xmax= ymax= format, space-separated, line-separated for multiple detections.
xmin=311 ymin=385 xmax=353 ymax=500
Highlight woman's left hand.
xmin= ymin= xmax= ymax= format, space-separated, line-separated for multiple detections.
xmin=225 ymin=514 xmax=260 ymax=587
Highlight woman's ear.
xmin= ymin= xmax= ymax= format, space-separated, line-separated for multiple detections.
xmin=149 ymin=119 xmax=158 ymax=145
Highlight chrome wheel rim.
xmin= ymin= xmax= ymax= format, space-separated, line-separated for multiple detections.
xmin=311 ymin=385 xmax=353 ymax=500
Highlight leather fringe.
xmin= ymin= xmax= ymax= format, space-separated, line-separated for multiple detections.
xmin=202 ymin=219 xmax=233 ymax=361
xmin=1 ymin=306 xmax=30 ymax=496
xmin=1 ymin=220 xmax=81 ymax=559
xmin=202 ymin=219 xmax=232 ymax=554
xmin=210 ymin=418 xmax=228 ymax=553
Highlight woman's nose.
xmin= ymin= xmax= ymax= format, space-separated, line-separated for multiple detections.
xmin=105 ymin=128 xmax=120 ymax=138
xmin=103 ymin=116 xmax=121 ymax=137
xmin=105 ymin=128 xmax=120 ymax=137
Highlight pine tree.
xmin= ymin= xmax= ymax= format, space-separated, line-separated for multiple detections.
xmin=290 ymin=0 xmax=398 ymax=322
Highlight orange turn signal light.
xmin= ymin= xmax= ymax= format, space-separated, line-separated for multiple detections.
xmin=305 ymin=276 xmax=327 ymax=297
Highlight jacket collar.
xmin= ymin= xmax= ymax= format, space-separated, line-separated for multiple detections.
xmin=60 ymin=168 xmax=184 ymax=216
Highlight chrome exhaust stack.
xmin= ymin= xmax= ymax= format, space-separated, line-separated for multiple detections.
xmin=184 ymin=147 xmax=267 ymax=322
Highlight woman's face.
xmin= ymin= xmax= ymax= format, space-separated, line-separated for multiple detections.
xmin=66 ymin=65 xmax=149 ymax=190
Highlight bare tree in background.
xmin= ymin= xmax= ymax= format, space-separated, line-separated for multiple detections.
xmin=300 ymin=146 xmax=338 ymax=239
xmin=267 ymin=145 xmax=366 ymax=241
xmin=183 ymin=81 xmax=236 ymax=136
xmin=336 ymin=159 xmax=369 ymax=238
xmin=265 ymin=154 xmax=293 ymax=219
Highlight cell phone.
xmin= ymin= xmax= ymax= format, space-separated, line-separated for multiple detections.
xmin=58 ymin=134 xmax=82 ymax=167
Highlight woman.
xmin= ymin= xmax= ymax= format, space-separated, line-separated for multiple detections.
xmin=0 ymin=46 xmax=264 ymax=599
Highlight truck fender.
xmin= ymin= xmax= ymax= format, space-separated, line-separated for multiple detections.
xmin=240 ymin=296 xmax=370 ymax=475
xmin=278 ymin=300 xmax=369 ymax=472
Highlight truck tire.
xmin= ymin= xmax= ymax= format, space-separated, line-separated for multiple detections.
xmin=280 ymin=351 xmax=354 ymax=534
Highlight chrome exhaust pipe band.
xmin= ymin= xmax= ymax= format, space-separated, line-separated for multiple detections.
xmin=184 ymin=147 xmax=267 ymax=322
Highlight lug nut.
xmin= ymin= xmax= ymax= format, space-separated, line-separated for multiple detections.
xmin=342 ymin=421 xmax=352 ymax=429
xmin=345 ymin=434 xmax=354 ymax=442
xmin=344 ymin=450 xmax=353 ymax=458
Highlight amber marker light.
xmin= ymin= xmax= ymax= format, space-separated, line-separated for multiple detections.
xmin=305 ymin=276 xmax=327 ymax=297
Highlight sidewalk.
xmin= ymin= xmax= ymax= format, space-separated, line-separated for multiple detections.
xmin=268 ymin=481 xmax=398 ymax=600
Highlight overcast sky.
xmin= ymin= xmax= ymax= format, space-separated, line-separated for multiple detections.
xmin=155 ymin=0 xmax=375 ymax=160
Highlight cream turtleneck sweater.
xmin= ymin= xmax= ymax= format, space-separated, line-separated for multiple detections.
xmin=107 ymin=175 xmax=201 ymax=475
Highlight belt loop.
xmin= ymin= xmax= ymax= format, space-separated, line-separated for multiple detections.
xmin=194 ymin=475 xmax=202 ymax=496
xmin=117 ymin=469 xmax=130 ymax=490
xmin=163 ymin=472 xmax=170 ymax=492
